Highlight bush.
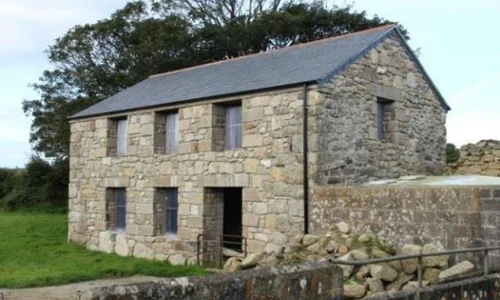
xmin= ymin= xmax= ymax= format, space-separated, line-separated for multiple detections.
xmin=0 ymin=168 xmax=20 ymax=199
xmin=446 ymin=143 xmax=460 ymax=164
xmin=0 ymin=157 xmax=68 ymax=212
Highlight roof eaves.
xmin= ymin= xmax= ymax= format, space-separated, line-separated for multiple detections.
xmin=68 ymin=81 xmax=317 ymax=121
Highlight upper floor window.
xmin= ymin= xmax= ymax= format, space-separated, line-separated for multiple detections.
xmin=116 ymin=119 xmax=128 ymax=156
xmin=225 ymin=105 xmax=242 ymax=150
xmin=154 ymin=110 xmax=178 ymax=154
xmin=107 ymin=117 xmax=128 ymax=156
xmin=165 ymin=112 xmax=179 ymax=153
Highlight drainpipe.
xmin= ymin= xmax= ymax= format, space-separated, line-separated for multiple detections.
xmin=302 ymin=84 xmax=309 ymax=234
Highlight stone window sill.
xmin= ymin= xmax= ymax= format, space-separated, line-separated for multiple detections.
xmin=166 ymin=233 xmax=177 ymax=241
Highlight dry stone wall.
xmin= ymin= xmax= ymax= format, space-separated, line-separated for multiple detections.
xmin=316 ymin=36 xmax=447 ymax=184
xmin=451 ymin=140 xmax=500 ymax=176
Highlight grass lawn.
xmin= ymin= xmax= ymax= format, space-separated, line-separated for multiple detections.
xmin=0 ymin=212 xmax=209 ymax=288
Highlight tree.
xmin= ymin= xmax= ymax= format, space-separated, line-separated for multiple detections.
xmin=180 ymin=1 xmax=406 ymax=66
xmin=152 ymin=0 xmax=283 ymax=25
xmin=23 ymin=1 xmax=193 ymax=160
xmin=23 ymin=0 xmax=404 ymax=181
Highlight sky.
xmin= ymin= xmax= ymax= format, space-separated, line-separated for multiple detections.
xmin=0 ymin=0 xmax=498 ymax=168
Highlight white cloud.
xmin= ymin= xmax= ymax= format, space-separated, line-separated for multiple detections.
xmin=446 ymin=75 xmax=500 ymax=146
xmin=0 ymin=122 xmax=30 ymax=143
xmin=0 ymin=1 xmax=88 ymax=24
xmin=448 ymin=78 xmax=495 ymax=106
xmin=447 ymin=110 xmax=500 ymax=147
xmin=0 ymin=0 xmax=128 ymax=167
xmin=0 ymin=0 xmax=127 ymax=58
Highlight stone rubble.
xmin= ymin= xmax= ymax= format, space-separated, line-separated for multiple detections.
xmin=450 ymin=139 xmax=500 ymax=176
xmin=437 ymin=261 xmax=475 ymax=281
xmin=222 ymin=222 xmax=477 ymax=299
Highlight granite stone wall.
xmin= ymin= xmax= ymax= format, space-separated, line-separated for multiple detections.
xmin=69 ymin=33 xmax=448 ymax=262
xmin=365 ymin=273 xmax=500 ymax=300
xmin=81 ymin=262 xmax=343 ymax=300
xmin=316 ymin=36 xmax=447 ymax=184
xmin=310 ymin=185 xmax=500 ymax=266
xmin=69 ymin=86 xmax=321 ymax=262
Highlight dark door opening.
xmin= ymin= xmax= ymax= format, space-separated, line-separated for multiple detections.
xmin=223 ymin=188 xmax=242 ymax=251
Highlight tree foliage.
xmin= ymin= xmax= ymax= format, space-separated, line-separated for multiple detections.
xmin=19 ymin=0 xmax=405 ymax=210
xmin=23 ymin=1 xmax=193 ymax=159
xmin=446 ymin=143 xmax=460 ymax=164
xmin=0 ymin=157 xmax=68 ymax=211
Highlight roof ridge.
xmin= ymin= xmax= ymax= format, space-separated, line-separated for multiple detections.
xmin=149 ymin=23 xmax=397 ymax=79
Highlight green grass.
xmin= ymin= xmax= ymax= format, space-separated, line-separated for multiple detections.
xmin=0 ymin=212 xmax=209 ymax=288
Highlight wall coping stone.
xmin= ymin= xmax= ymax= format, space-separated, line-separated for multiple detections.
xmin=81 ymin=262 xmax=343 ymax=300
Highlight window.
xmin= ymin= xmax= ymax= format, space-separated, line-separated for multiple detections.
xmin=107 ymin=117 xmax=128 ymax=156
xmin=115 ymin=189 xmax=126 ymax=231
xmin=376 ymin=100 xmax=394 ymax=141
xmin=154 ymin=188 xmax=178 ymax=237
xmin=377 ymin=102 xmax=387 ymax=140
xmin=154 ymin=111 xmax=178 ymax=154
xmin=116 ymin=118 xmax=128 ymax=156
xmin=164 ymin=189 xmax=178 ymax=236
xmin=106 ymin=188 xmax=126 ymax=232
xmin=165 ymin=112 xmax=179 ymax=153
xmin=225 ymin=105 xmax=242 ymax=150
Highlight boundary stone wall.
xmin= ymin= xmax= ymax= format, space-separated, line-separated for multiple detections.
xmin=310 ymin=185 xmax=500 ymax=266
xmin=365 ymin=273 xmax=500 ymax=300
xmin=81 ymin=262 xmax=344 ymax=300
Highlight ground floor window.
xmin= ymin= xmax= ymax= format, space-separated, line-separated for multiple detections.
xmin=154 ymin=188 xmax=178 ymax=237
xmin=106 ymin=188 xmax=126 ymax=232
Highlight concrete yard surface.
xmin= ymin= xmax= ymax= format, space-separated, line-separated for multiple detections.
xmin=1 ymin=276 xmax=160 ymax=300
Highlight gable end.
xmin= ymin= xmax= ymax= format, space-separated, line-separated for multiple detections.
xmin=317 ymin=27 xmax=451 ymax=112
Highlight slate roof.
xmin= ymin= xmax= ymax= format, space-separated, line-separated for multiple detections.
xmin=71 ymin=24 xmax=449 ymax=119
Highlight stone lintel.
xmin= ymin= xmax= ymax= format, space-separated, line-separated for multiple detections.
xmin=104 ymin=177 xmax=130 ymax=188
xmin=199 ymin=174 xmax=250 ymax=187
xmin=372 ymin=84 xmax=403 ymax=102
xmin=151 ymin=176 xmax=178 ymax=187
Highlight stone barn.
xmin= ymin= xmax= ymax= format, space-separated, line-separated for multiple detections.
xmin=68 ymin=24 xmax=449 ymax=264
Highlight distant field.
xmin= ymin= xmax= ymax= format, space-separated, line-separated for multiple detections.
xmin=0 ymin=212 xmax=208 ymax=288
